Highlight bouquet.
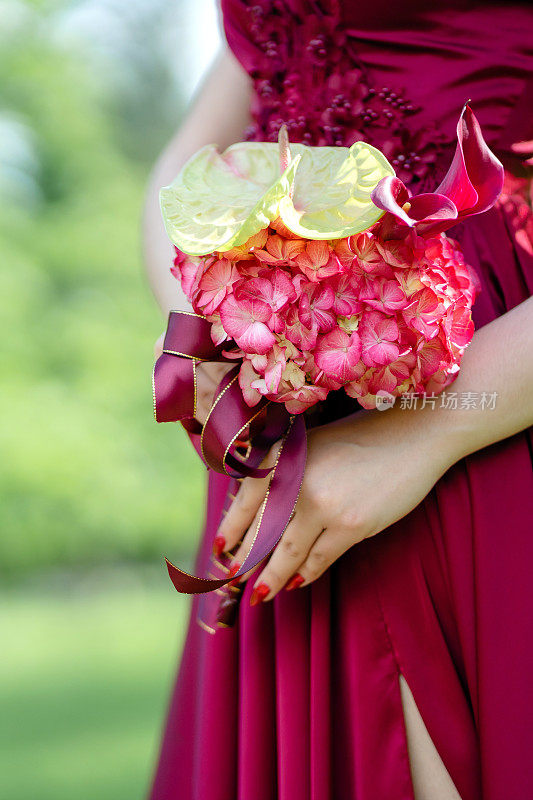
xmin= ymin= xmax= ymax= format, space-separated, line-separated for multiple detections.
xmin=153 ymin=104 xmax=502 ymax=600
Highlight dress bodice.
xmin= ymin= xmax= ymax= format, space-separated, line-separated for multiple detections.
xmin=220 ymin=0 xmax=533 ymax=190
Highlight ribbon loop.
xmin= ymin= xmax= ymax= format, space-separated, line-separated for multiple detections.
xmin=163 ymin=311 xmax=225 ymax=361
xmin=153 ymin=309 xmax=308 ymax=597
xmin=201 ymin=373 xmax=272 ymax=478
xmin=165 ymin=413 xmax=307 ymax=593
xmin=153 ymin=355 xmax=196 ymax=423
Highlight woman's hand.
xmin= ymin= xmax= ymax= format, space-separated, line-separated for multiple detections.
xmin=216 ymin=401 xmax=458 ymax=602
xmin=154 ymin=335 xmax=232 ymax=425
xmin=216 ymin=296 xmax=533 ymax=603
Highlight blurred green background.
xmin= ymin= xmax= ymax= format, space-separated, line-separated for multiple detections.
xmin=0 ymin=0 xmax=221 ymax=796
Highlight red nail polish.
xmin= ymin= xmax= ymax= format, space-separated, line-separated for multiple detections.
xmin=285 ymin=573 xmax=305 ymax=592
xmin=228 ymin=562 xmax=241 ymax=580
xmin=250 ymin=582 xmax=270 ymax=606
xmin=213 ymin=535 xmax=226 ymax=557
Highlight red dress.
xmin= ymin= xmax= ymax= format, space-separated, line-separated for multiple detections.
xmin=150 ymin=2 xmax=533 ymax=798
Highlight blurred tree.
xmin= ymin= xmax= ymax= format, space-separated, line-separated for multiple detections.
xmin=0 ymin=0 xmax=217 ymax=578
xmin=53 ymin=0 xmax=221 ymax=162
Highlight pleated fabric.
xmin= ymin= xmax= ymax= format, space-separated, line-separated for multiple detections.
xmin=150 ymin=1 xmax=533 ymax=796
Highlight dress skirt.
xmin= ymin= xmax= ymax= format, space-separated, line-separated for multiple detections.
xmin=150 ymin=199 xmax=533 ymax=799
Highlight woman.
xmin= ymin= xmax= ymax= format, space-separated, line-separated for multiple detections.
xmin=144 ymin=2 xmax=533 ymax=798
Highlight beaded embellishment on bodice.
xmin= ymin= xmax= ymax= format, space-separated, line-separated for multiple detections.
xmin=237 ymin=0 xmax=452 ymax=190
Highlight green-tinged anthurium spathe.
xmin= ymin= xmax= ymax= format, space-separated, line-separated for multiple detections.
xmin=160 ymin=136 xmax=395 ymax=256
xmin=276 ymin=141 xmax=395 ymax=240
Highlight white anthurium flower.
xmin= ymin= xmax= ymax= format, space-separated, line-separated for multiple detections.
xmin=160 ymin=132 xmax=394 ymax=256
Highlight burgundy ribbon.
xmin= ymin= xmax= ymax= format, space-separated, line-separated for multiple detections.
xmin=153 ymin=311 xmax=307 ymax=594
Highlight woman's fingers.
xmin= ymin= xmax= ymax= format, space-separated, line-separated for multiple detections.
xmin=243 ymin=526 xmax=354 ymax=603
xmin=199 ymin=361 xmax=233 ymax=385
xmin=246 ymin=514 xmax=322 ymax=601
xmin=216 ymin=439 xmax=281 ymax=554
xmin=216 ymin=473 xmax=271 ymax=555
xmin=225 ymin=502 xmax=268 ymax=579
xmin=195 ymin=370 xmax=220 ymax=425
xmin=195 ymin=362 xmax=235 ymax=424
xmin=295 ymin=529 xmax=352 ymax=587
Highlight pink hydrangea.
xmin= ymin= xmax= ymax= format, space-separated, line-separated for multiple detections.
xmin=171 ymin=218 xmax=478 ymax=413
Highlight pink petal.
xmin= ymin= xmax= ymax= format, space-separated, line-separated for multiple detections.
xmin=239 ymin=360 xmax=263 ymax=406
xmin=360 ymin=312 xmax=400 ymax=367
xmin=372 ymin=105 xmax=503 ymax=237
xmin=375 ymin=236 xmax=419 ymax=269
xmin=436 ymin=103 xmax=504 ymax=221
xmin=445 ymin=302 xmax=475 ymax=348
xmin=334 ymin=238 xmax=356 ymax=269
xmin=394 ymin=268 xmax=424 ymax=297
xmin=368 ymin=366 xmax=400 ymax=395
xmin=263 ymin=347 xmax=286 ymax=394
xmin=350 ymin=231 xmax=386 ymax=272
xmin=402 ymin=289 xmax=441 ymax=338
xmin=285 ymin=305 xmax=318 ymax=350
xmin=172 ymin=250 xmax=205 ymax=300
xmin=295 ymin=241 xmax=336 ymax=281
xmin=237 ymin=322 xmax=277 ymax=355
xmin=299 ymin=284 xmax=336 ymax=332
xmin=417 ymin=336 xmax=450 ymax=379
xmin=197 ymin=258 xmax=238 ymax=314
xmin=314 ymin=328 xmax=363 ymax=383
xmin=344 ymin=362 xmax=373 ymax=399
xmin=219 ymin=295 xmax=276 ymax=355
xmin=210 ymin=318 xmax=229 ymax=346
xmin=364 ymin=280 xmax=408 ymax=313
xmin=327 ymin=274 xmax=363 ymax=316
xmin=250 ymin=352 xmax=268 ymax=373
xmin=267 ymin=269 xmax=297 ymax=309
xmin=279 ymin=384 xmax=329 ymax=414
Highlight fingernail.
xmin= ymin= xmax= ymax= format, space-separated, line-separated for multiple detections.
xmin=285 ymin=573 xmax=305 ymax=592
xmin=213 ymin=535 xmax=226 ymax=557
xmin=228 ymin=562 xmax=241 ymax=581
xmin=250 ymin=582 xmax=270 ymax=606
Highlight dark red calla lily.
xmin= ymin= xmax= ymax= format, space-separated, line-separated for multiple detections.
xmin=371 ymin=103 xmax=504 ymax=238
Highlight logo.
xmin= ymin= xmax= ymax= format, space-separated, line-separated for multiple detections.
xmin=375 ymin=391 xmax=396 ymax=411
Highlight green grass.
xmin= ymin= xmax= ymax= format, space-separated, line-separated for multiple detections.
xmin=0 ymin=569 xmax=191 ymax=800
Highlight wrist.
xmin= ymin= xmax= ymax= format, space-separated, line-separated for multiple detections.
xmin=426 ymin=403 xmax=474 ymax=469
xmin=405 ymin=387 xmax=502 ymax=472
xmin=381 ymin=396 xmax=470 ymax=476
xmin=334 ymin=398 xmax=461 ymax=476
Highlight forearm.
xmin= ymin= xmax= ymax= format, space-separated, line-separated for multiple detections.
xmin=143 ymin=46 xmax=252 ymax=315
xmin=440 ymin=296 xmax=533 ymax=460
xmin=340 ymin=297 xmax=533 ymax=473
xmin=391 ymin=297 xmax=533 ymax=469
